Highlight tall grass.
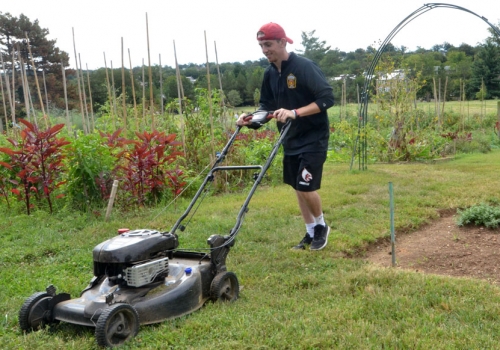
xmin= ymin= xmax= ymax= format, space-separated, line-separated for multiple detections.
xmin=2 ymin=150 xmax=500 ymax=349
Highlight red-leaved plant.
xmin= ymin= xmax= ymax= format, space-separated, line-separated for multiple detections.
xmin=115 ymin=130 xmax=184 ymax=206
xmin=0 ymin=119 xmax=70 ymax=214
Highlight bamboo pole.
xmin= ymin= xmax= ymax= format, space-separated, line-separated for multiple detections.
xmin=145 ymin=13 xmax=155 ymax=129
xmin=438 ymin=78 xmax=442 ymax=127
xmin=214 ymin=41 xmax=227 ymax=128
xmin=24 ymin=36 xmax=48 ymax=128
xmin=128 ymin=49 xmax=139 ymax=131
xmin=432 ymin=77 xmax=438 ymax=129
xmin=0 ymin=56 xmax=8 ymax=132
xmin=19 ymin=56 xmax=31 ymax=123
xmin=61 ymin=60 xmax=70 ymax=130
xmin=121 ymin=37 xmax=127 ymax=133
xmin=173 ymin=40 xmax=186 ymax=156
xmin=173 ymin=41 xmax=183 ymax=114
xmin=72 ymin=28 xmax=87 ymax=134
xmin=78 ymin=53 xmax=90 ymax=133
xmin=42 ymin=69 xmax=49 ymax=116
xmin=110 ymin=60 xmax=119 ymax=129
xmin=204 ymin=31 xmax=216 ymax=162
xmin=159 ymin=54 xmax=164 ymax=115
xmin=11 ymin=49 xmax=16 ymax=126
xmin=105 ymin=180 xmax=119 ymax=221
xmin=1 ymin=54 xmax=14 ymax=128
xmin=85 ymin=63 xmax=95 ymax=131
xmin=497 ymin=101 xmax=500 ymax=139
xmin=103 ymin=52 xmax=115 ymax=128
xmin=441 ymin=75 xmax=448 ymax=118
xmin=142 ymin=59 xmax=146 ymax=122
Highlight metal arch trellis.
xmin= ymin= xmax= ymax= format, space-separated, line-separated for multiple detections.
xmin=350 ymin=3 xmax=500 ymax=170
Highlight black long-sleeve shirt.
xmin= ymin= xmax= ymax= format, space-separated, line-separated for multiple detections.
xmin=259 ymin=52 xmax=334 ymax=155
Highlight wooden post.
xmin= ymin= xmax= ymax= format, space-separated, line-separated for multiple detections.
xmin=61 ymin=60 xmax=70 ymax=130
xmin=72 ymin=28 xmax=87 ymax=134
xmin=105 ymin=180 xmax=119 ymax=221
xmin=1 ymin=54 xmax=14 ymax=128
xmin=25 ymin=36 xmax=48 ymax=128
xmin=128 ymin=49 xmax=139 ymax=131
xmin=145 ymin=13 xmax=155 ymax=129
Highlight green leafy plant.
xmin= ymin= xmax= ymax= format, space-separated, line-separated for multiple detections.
xmin=65 ymin=131 xmax=117 ymax=211
xmin=457 ymin=203 xmax=500 ymax=229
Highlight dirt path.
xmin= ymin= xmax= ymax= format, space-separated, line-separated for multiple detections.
xmin=363 ymin=210 xmax=500 ymax=284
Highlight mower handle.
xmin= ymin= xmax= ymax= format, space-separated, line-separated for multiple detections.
xmin=243 ymin=111 xmax=274 ymax=122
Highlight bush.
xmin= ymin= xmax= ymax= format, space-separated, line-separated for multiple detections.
xmin=457 ymin=203 xmax=500 ymax=229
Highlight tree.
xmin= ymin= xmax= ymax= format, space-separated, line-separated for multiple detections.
xmin=226 ymin=90 xmax=242 ymax=107
xmin=0 ymin=12 xmax=74 ymax=113
xmin=297 ymin=30 xmax=331 ymax=64
xmin=469 ymin=39 xmax=500 ymax=98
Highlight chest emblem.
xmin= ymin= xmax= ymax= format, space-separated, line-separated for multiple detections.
xmin=287 ymin=74 xmax=297 ymax=89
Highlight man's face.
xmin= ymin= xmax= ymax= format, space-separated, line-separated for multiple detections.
xmin=258 ymin=39 xmax=285 ymax=63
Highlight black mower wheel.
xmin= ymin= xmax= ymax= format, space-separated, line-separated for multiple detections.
xmin=210 ymin=271 xmax=239 ymax=302
xmin=19 ymin=292 xmax=53 ymax=332
xmin=95 ymin=303 xmax=139 ymax=348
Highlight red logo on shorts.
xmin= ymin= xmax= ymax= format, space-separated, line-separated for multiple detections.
xmin=301 ymin=168 xmax=313 ymax=182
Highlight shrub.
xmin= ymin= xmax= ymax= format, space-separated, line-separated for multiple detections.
xmin=457 ymin=203 xmax=500 ymax=229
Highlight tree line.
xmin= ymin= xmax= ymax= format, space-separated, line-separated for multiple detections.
xmin=1 ymin=12 xmax=499 ymax=128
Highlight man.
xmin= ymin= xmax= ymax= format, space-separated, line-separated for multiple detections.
xmin=237 ymin=22 xmax=334 ymax=250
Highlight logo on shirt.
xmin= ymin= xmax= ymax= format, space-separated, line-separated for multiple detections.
xmin=301 ymin=168 xmax=313 ymax=182
xmin=287 ymin=74 xmax=297 ymax=89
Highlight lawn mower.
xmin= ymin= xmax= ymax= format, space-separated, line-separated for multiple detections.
xmin=19 ymin=111 xmax=288 ymax=347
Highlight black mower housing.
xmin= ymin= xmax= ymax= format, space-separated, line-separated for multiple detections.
xmin=93 ymin=229 xmax=178 ymax=263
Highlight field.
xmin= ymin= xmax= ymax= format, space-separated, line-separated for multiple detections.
xmin=2 ymin=144 xmax=500 ymax=348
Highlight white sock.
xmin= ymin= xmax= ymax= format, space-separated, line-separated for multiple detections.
xmin=314 ymin=214 xmax=326 ymax=227
xmin=306 ymin=223 xmax=316 ymax=238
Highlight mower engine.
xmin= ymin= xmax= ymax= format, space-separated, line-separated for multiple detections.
xmin=92 ymin=229 xmax=178 ymax=287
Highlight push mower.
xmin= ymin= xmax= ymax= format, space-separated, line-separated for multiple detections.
xmin=19 ymin=111 xmax=288 ymax=347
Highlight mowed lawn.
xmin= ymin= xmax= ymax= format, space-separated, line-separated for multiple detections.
xmin=1 ymin=149 xmax=500 ymax=349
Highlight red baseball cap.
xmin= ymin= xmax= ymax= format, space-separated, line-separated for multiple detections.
xmin=257 ymin=23 xmax=293 ymax=44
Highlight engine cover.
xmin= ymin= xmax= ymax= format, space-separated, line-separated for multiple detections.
xmin=123 ymin=257 xmax=169 ymax=287
xmin=93 ymin=229 xmax=178 ymax=264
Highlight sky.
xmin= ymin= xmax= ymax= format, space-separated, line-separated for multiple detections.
xmin=2 ymin=0 xmax=499 ymax=70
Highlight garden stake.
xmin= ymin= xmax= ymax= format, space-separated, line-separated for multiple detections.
xmin=128 ymin=49 xmax=139 ymax=131
xmin=105 ymin=180 xmax=119 ymax=221
xmin=61 ymin=59 xmax=70 ymax=129
xmin=72 ymin=28 xmax=86 ymax=134
xmin=389 ymin=182 xmax=396 ymax=267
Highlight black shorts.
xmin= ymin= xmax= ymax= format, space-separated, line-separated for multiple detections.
xmin=283 ymin=152 xmax=327 ymax=192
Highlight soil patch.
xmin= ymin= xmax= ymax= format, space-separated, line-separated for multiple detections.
xmin=363 ymin=210 xmax=500 ymax=284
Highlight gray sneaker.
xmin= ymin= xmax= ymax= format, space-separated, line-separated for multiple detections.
xmin=292 ymin=233 xmax=313 ymax=250
xmin=310 ymin=224 xmax=330 ymax=251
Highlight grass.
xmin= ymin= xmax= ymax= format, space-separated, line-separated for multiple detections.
xmin=2 ymin=149 xmax=500 ymax=349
